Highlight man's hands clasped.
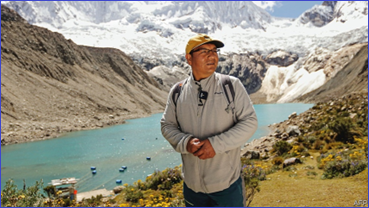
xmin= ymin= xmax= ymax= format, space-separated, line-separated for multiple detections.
xmin=187 ymin=138 xmax=216 ymax=160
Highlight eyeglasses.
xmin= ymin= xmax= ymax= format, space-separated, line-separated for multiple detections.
xmin=191 ymin=48 xmax=220 ymax=56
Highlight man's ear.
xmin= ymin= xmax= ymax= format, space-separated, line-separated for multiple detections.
xmin=185 ymin=54 xmax=192 ymax=66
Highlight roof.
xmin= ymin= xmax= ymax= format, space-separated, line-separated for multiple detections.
xmin=50 ymin=177 xmax=78 ymax=186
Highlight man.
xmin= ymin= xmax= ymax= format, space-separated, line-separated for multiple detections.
xmin=161 ymin=34 xmax=258 ymax=207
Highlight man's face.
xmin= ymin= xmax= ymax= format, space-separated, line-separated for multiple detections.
xmin=186 ymin=43 xmax=219 ymax=81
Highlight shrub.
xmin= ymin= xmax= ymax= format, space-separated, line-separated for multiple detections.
xmin=123 ymin=186 xmax=144 ymax=203
xmin=117 ymin=166 xmax=185 ymax=207
xmin=322 ymin=160 xmax=367 ymax=179
xmin=354 ymin=137 xmax=368 ymax=158
xmin=313 ymin=139 xmax=324 ymax=150
xmin=318 ymin=150 xmax=368 ymax=179
xmin=271 ymin=141 xmax=292 ymax=156
xmin=1 ymin=179 xmax=45 ymax=207
xmin=328 ymin=117 xmax=355 ymax=143
xmin=302 ymin=136 xmax=316 ymax=149
xmin=242 ymin=163 xmax=266 ymax=207
xmin=144 ymin=166 xmax=182 ymax=190
xmin=43 ymin=185 xmax=56 ymax=198
xmin=288 ymin=144 xmax=306 ymax=157
xmin=271 ymin=157 xmax=284 ymax=166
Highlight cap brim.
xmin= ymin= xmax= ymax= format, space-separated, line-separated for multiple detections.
xmin=192 ymin=40 xmax=224 ymax=52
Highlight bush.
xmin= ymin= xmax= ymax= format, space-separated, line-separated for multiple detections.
xmin=242 ymin=164 xmax=266 ymax=207
xmin=328 ymin=117 xmax=355 ymax=143
xmin=318 ymin=150 xmax=368 ymax=179
xmin=117 ymin=166 xmax=185 ymax=207
xmin=1 ymin=179 xmax=45 ymax=207
xmin=355 ymin=137 xmax=368 ymax=158
xmin=302 ymin=136 xmax=316 ymax=149
xmin=313 ymin=139 xmax=324 ymax=150
xmin=271 ymin=141 xmax=292 ymax=156
xmin=144 ymin=166 xmax=182 ymax=190
xmin=123 ymin=186 xmax=144 ymax=203
xmin=43 ymin=185 xmax=56 ymax=198
xmin=322 ymin=160 xmax=367 ymax=179
xmin=271 ymin=157 xmax=284 ymax=166
xmin=288 ymin=144 xmax=306 ymax=157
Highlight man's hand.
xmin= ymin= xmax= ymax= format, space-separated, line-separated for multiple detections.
xmin=186 ymin=138 xmax=204 ymax=154
xmin=193 ymin=139 xmax=216 ymax=160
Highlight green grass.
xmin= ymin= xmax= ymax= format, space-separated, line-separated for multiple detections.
xmin=250 ymin=152 xmax=368 ymax=207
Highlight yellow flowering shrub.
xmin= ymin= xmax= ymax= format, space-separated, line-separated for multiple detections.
xmin=117 ymin=165 xmax=185 ymax=207
xmin=318 ymin=149 xmax=368 ymax=179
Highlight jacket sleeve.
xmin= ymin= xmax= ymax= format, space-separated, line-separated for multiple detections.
xmin=208 ymin=78 xmax=258 ymax=154
xmin=160 ymin=86 xmax=194 ymax=154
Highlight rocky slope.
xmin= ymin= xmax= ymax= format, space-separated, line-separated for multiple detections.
xmin=1 ymin=5 xmax=168 ymax=145
xmin=297 ymin=43 xmax=368 ymax=103
xmin=242 ymin=92 xmax=368 ymax=159
xmin=250 ymin=42 xmax=368 ymax=103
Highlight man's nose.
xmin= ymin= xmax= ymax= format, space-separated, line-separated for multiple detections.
xmin=207 ymin=51 xmax=217 ymax=58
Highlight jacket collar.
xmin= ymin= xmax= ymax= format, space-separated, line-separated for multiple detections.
xmin=189 ymin=72 xmax=217 ymax=90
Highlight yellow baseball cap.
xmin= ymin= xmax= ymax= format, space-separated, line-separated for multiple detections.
xmin=185 ymin=34 xmax=224 ymax=54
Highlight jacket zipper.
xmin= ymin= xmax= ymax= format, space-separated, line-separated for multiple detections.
xmin=197 ymin=82 xmax=209 ymax=193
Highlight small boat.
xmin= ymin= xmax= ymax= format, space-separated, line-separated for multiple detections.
xmin=119 ymin=168 xmax=124 ymax=172
xmin=121 ymin=138 xmax=125 ymax=140
xmin=90 ymin=166 xmax=96 ymax=170
xmin=116 ymin=179 xmax=122 ymax=183
xmin=122 ymin=166 xmax=127 ymax=170
xmin=92 ymin=170 xmax=97 ymax=174
xmin=146 ymin=157 xmax=151 ymax=161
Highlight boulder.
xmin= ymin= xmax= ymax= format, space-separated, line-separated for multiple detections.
xmin=286 ymin=125 xmax=301 ymax=137
xmin=265 ymin=50 xmax=298 ymax=67
xmin=288 ymin=112 xmax=297 ymax=119
xmin=283 ymin=157 xmax=302 ymax=168
xmin=113 ymin=186 xmax=124 ymax=194
xmin=242 ymin=150 xmax=260 ymax=159
xmin=281 ymin=132 xmax=289 ymax=140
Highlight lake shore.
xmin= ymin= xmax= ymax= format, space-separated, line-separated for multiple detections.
xmin=1 ymin=110 xmax=163 ymax=146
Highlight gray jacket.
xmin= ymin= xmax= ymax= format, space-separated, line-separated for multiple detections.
xmin=160 ymin=72 xmax=258 ymax=193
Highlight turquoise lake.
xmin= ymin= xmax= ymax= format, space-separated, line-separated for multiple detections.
xmin=1 ymin=103 xmax=313 ymax=193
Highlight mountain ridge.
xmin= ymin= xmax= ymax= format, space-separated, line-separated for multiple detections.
xmin=1 ymin=5 xmax=168 ymax=145
xmin=1 ymin=2 xmax=368 ymax=145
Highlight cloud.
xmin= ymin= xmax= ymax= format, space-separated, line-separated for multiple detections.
xmin=252 ymin=1 xmax=282 ymax=12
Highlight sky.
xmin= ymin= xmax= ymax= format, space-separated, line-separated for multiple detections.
xmin=253 ymin=1 xmax=324 ymax=18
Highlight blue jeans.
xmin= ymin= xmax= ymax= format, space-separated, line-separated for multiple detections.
xmin=183 ymin=177 xmax=245 ymax=207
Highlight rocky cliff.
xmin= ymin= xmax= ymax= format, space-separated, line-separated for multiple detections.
xmin=1 ymin=5 xmax=168 ymax=145
xmin=297 ymin=43 xmax=368 ymax=103
xmin=250 ymin=42 xmax=368 ymax=104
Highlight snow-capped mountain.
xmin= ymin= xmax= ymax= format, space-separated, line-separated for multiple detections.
xmin=2 ymin=1 xmax=368 ymax=103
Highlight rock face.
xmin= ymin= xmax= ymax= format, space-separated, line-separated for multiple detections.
xmin=1 ymin=5 xmax=168 ymax=145
xmin=297 ymin=43 xmax=368 ymax=103
xmin=299 ymin=2 xmax=336 ymax=27
xmin=265 ymin=50 xmax=299 ymax=67
xmin=145 ymin=56 xmax=191 ymax=91
xmin=216 ymin=53 xmax=268 ymax=94
xmin=298 ymin=1 xmax=368 ymax=27
xmin=250 ymin=42 xmax=368 ymax=104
